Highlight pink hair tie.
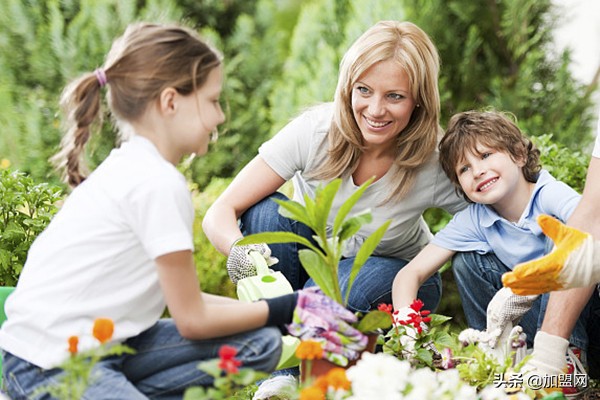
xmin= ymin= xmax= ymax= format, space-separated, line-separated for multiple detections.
xmin=94 ymin=68 xmax=108 ymax=88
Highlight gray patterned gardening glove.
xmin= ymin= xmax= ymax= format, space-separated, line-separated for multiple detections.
xmin=226 ymin=239 xmax=279 ymax=284
xmin=486 ymin=287 xmax=538 ymax=348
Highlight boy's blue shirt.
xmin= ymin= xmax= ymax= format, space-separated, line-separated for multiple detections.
xmin=431 ymin=169 xmax=581 ymax=269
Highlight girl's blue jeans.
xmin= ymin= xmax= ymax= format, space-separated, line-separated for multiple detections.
xmin=2 ymin=319 xmax=281 ymax=399
xmin=452 ymin=251 xmax=596 ymax=350
xmin=240 ymin=192 xmax=443 ymax=313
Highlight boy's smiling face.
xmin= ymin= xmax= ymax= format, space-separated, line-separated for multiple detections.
xmin=455 ymin=143 xmax=530 ymax=214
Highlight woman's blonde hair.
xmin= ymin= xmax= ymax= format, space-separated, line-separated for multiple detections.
xmin=439 ymin=110 xmax=541 ymax=202
xmin=310 ymin=20 xmax=441 ymax=201
xmin=53 ymin=22 xmax=222 ymax=187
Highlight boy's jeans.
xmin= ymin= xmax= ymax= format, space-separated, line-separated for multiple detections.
xmin=452 ymin=251 xmax=594 ymax=350
xmin=2 ymin=319 xmax=281 ymax=399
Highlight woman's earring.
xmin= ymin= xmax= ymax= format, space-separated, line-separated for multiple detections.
xmin=210 ymin=129 xmax=219 ymax=143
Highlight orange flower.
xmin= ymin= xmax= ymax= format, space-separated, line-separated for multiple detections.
xmin=295 ymin=340 xmax=323 ymax=360
xmin=325 ymin=368 xmax=351 ymax=391
xmin=313 ymin=375 xmax=329 ymax=393
xmin=68 ymin=336 xmax=79 ymax=355
xmin=299 ymin=386 xmax=325 ymax=400
xmin=93 ymin=318 xmax=114 ymax=344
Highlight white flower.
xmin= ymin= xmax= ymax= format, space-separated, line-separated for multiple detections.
xmin=458 ymin=328 xmax=496 ymax=346
xmin=346 ymin=353 xmax=411 ymax=398
xmin=435 ymin=369 xmax=478 ymax=399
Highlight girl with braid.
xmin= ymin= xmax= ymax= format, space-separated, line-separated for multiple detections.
xmin=0 ymin=22 xmax=364 ymax=399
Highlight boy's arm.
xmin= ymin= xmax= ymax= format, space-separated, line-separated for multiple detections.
xmin=392 ymin=243 xmax=455 ymax=310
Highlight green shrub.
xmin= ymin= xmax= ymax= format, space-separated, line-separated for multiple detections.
xmin=533 ymin=133 xmax=590 ymax=193
xmin=191 ymin=178 xmax=237 ymax=298
xmin=0 ymin=169 xmax=63 ymax=286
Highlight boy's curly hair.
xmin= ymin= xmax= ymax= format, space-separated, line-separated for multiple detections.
xmin=439 ymin=110 xmax=541 ymax=202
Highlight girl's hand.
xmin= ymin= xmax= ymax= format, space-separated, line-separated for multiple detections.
xmin=286 ymin=287 xmax=367 ymax=366
xmin=502 ymin=215 xmax=600 ymax=295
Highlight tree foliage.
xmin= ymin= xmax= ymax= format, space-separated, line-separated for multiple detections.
xmin=0 ymin=0 xmax=184 ymax=183
xmin=403 ymin=0 xmax=597 ymax=147
xmin=0 ymin=0 xmax=598 ymax=309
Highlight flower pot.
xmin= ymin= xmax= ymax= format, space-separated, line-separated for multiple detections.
xmin=300 ymin=332 xmax=379 ymax=382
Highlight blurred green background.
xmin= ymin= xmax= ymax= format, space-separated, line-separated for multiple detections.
xmin=1 ymin=0 xmax=598 ymax=328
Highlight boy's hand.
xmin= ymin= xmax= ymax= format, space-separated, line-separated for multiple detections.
xmin=486 ymin=287 xmax=537 ymax=347
xmin=502 ymin=215 xmax=600 ymax=295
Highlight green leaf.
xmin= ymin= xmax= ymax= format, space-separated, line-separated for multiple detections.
xmin=345 ymin=220 xmax=391 ymax=305
xmin=273 ymin=198 xmax=312 ymax=228
xmin=416 ymin=347 xmax=433 ymax=367
xmin=429 ymin=313 xmax=452 ymax=327
xmin=238 ymin=232 xmax=318 ymax=253
xmin=432 ymin=331 xmax=455 ymax=349
xmin=197 ymin=359 xmax=221 ymax=377
xmin=354 ymin=310 xmax=392 ymax=333
xmin=332 ymin=177 xmax=374 ymax=236
xmin=311 ymin=179 xmax=342 ymax=235
xmin=338 ymin=210 xmax=372 ymax=242
xmin=298 ymin=249 xmax=340 ymax=303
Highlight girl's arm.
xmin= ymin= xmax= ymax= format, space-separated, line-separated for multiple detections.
xmin=156 ymin=250 xmax=270 ymax=339
xmin=392 ymin=243 xmax=454 ymax=310
xmin=202 ymin=155 xmax=286 ymax=256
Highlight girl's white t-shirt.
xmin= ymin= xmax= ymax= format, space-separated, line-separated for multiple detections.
xmin=0 ymin=136 xmax=194 ymax=369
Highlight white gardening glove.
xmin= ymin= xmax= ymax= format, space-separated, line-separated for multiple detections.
xmin=503 ymin=215 xmax=600 ymax=295
xmin=486 ymin=287 xmax=538 ymax=348
xmin=523 ymin=331 xmax=568 ymax=377
xmin=226 ymin=239 xmax=279 ymax=284
xmin=479 ymin=325 xmax=528 ymax=364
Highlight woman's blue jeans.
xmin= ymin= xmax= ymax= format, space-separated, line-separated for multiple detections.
xmin=240 ymin=192 xmax=442 ymax=313
xmin=452 ymin=251 xmax=593 ymax=349
xmin=2 ymin=319 xmax=281 ymax=399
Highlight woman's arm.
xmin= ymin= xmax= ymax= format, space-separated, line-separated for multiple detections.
xmin=202 ymin=156 xmax=286 ymax=256
xmin=156 ymin=250 xmax=270 ymax=339
xmin=392 ymin=243 xmax=454 ymax=310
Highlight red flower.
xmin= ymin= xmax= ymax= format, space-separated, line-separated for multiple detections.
xmin=396 ymin=299 xmax=432 ymax=334
xmin=218 ymin=345 xmax=242 ymax=374
xmin=377 ymin=303 xmax=393 ymax=317
xmin=409 ymin=299 xmax=424 ymax=312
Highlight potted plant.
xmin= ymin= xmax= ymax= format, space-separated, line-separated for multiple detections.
xmin=238 ymin=178 xmax=393 ymax=372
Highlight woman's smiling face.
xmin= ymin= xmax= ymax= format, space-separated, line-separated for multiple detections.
xmin=351 ymin=59 xmax=417 ymax=152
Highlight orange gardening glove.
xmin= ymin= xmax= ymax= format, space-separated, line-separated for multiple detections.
xmin=502 ymin=215 xmax=600 ymax=296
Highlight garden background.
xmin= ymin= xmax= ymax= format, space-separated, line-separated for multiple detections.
xmin=1 ymin=0 xmax=599 ymax=330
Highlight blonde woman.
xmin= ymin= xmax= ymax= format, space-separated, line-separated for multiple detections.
xmin=204 ymin=21 xmax=466 ymax=314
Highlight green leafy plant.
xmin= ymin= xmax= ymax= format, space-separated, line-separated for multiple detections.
xmin=0 ymin=168 xmax=63 ymax=285
xmin=239 ymin=178 xmax=392 ymax=333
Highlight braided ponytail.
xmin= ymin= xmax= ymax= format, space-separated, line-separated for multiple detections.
xmin=52 ymin=71 xmax=105 ymax=187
